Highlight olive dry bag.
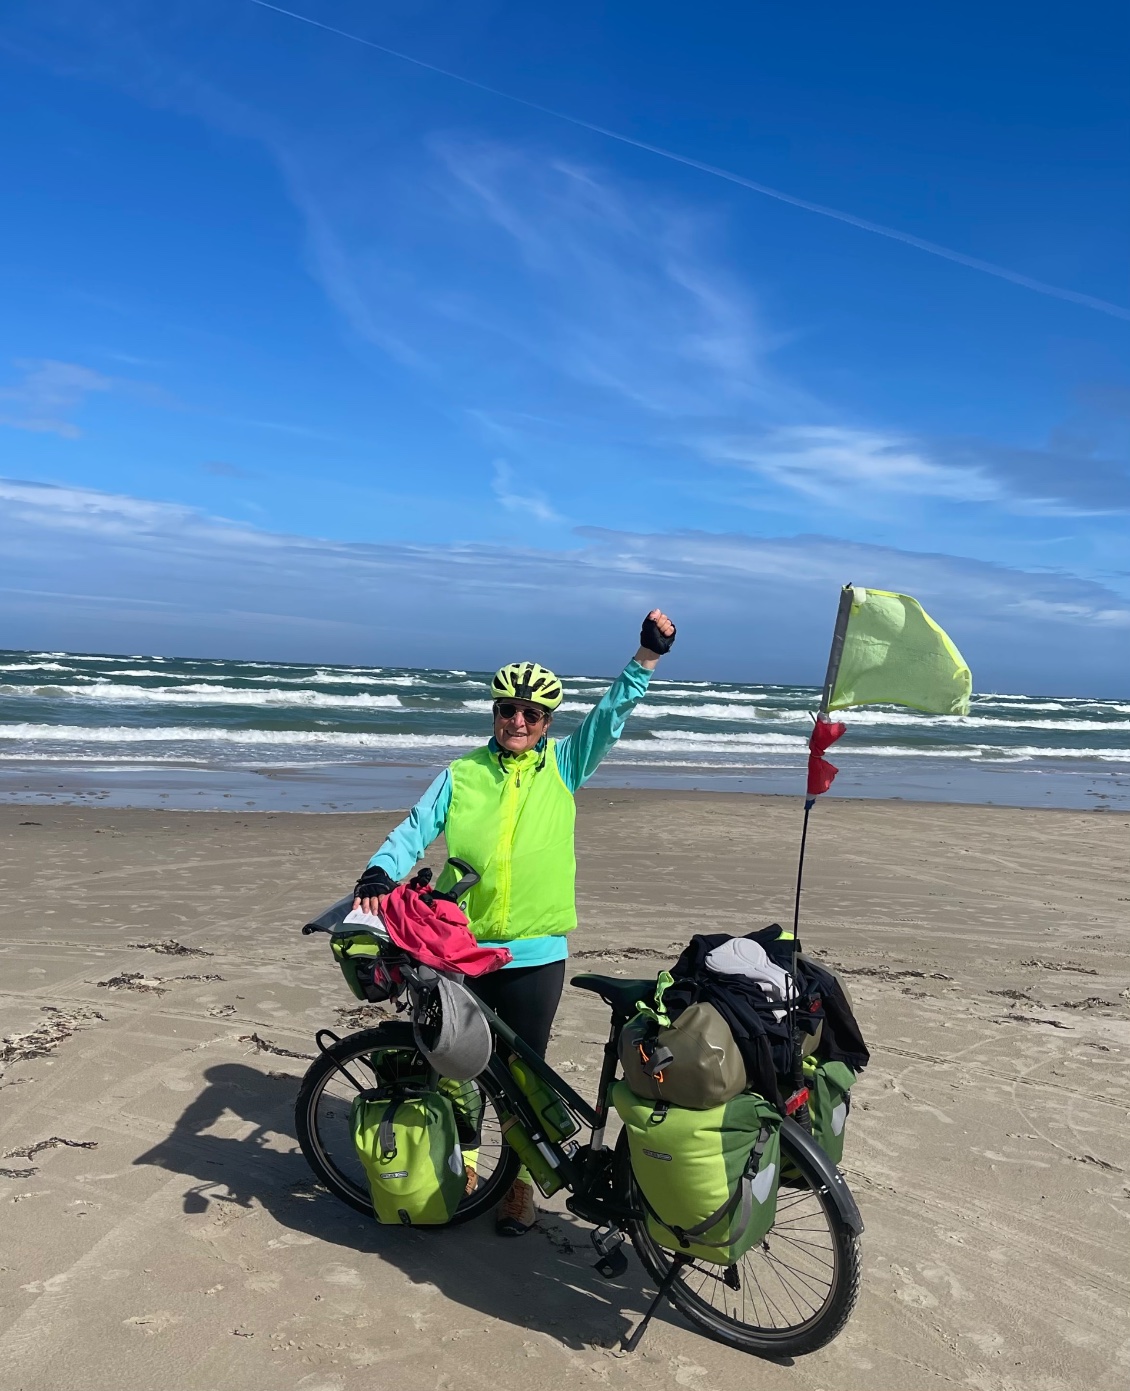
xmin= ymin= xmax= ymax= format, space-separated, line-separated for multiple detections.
xmin=619 ymin=1001 xmax=746 ymax=1110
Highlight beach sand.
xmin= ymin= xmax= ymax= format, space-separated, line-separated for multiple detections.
xmin=1 ymin=794 xmax=1127 ymax=1391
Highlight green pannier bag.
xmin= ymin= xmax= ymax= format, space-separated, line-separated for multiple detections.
xmin=803 ymin=1057 xmax=855 ymax=1166
xmin=349 ymin=1087 xmax=465 ymax=1226
xmin=331 ymin=928 xmax=386 ymax=1001
xmin=613 ymin=1080 xmax=781 ymax=1265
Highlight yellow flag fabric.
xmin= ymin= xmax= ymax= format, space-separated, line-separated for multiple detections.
xmin=828 ymin=588 xmax=972 ymax=716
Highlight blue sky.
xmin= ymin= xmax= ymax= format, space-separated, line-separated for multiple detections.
xmin=1 ymin=1 xmax=1128 ymax=693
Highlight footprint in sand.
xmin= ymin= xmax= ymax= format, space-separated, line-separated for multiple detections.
xmin=890 ymin=1263 xmax=939 ymax=1308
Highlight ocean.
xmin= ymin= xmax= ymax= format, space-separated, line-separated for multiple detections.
xmin=1 ymin=649 xmax=1128 ymax=812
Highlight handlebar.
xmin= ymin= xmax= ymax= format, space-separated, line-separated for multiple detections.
xmin=442 ymin=857 xmax=481 ymax=901
xmin=300 ymin=858 xmax=481 ymax=936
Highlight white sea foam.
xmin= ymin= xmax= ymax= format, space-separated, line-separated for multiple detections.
xmin=0 ymin=753 xmax=192 ymax=766
xmin=626 ymin=734 xmax=1130 ymax=763
xmin=0 ymin=661 xmax=73 ymax=672
xmin=641 ymin=731 xmax=808 ymax=749
xmin=972 ymin=699 xmax=1074 ymax=712
xmin=749 ymin=706 xmax=1130 ymax=733
xmin=96 ymin=668 xmax=200 ymax=679
xmin=648 ymin=687 xmax=768 ymax=703
xmin=0 ymin=723 xmax=480 ymax=749
xmin=308 ymin=670 xmax=422 ymax=686
xmin=848 ymin=744 xmax=1130 ymax=762
xmin=0 ymin=682 xmax=406 ymax=711
xmin=632 ymin=702 xmax=781 ymax=721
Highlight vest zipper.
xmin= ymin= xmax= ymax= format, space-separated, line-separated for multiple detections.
xmin=498 ymin=757 xmax=522 ymax=931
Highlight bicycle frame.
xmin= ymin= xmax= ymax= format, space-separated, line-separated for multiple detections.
xmin=473 ymin=994 xmax=629 ymax=1213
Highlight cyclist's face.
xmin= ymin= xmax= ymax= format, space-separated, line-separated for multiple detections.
xmin=493 ymin=700 xmax=552 ymax=754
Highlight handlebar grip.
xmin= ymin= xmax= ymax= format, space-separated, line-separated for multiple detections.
xmin=444 ymin=857 xmax=481 ymax=900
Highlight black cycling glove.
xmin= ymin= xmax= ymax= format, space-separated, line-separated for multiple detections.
xmin=353 ymin=864 xmax=396 ymax=900
xmin=640 ymin=614 xmax=676 ymax=655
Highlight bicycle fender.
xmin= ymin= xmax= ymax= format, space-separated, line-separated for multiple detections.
xmin=781 ymin=1116 xmax=864 ymax=1236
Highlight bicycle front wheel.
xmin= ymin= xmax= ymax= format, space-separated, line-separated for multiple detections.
xmin=617 ymin=1128 xmax=861 ymax=1357
xmin=295 ymin=1023 xmax=519 ymax=1224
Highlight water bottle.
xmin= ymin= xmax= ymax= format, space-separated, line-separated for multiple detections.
xmin=508 ymin=1055 xmax=579 ymax=1143
xmin=499 ymin=1113 xmax=562 ymax=1197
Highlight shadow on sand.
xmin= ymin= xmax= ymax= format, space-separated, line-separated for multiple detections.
xmin=135 ymin=1062 xmax=658 ymax=1351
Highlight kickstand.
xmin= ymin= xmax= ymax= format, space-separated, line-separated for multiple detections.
xmin=621 ymin=1255 xmax=688 ymax=1353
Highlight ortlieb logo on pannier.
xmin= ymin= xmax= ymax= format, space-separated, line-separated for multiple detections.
xmin=350 ymin=1085 xmax=465 ymax=1226
xmin=613 ymin=1080 xmax=781 ymax=1266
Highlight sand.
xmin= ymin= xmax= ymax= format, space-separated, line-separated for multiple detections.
xmin=1 ymin=793 xmax=1128 ymax=1391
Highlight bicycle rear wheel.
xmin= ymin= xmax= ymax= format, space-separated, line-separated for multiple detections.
xmin=295 ymin=1023 xmax=519 ymax=1224
xmin=617 ymin=1128 xmax=861 ymax=1357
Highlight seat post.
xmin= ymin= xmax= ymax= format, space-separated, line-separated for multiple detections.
xmin=590 ymin=1011 xmax=626 ymax=1151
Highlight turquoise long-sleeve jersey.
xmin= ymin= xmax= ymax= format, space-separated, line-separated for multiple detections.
xmin=366 ymin=659 xmax=654 ymax=968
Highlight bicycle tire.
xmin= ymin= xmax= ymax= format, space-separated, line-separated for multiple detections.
xmin=616 ymin=1128 xmax=861 ymax=1357
xmin=295 ymin=1023 xmax=519 ymax=1225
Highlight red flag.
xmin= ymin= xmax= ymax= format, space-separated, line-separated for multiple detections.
xmin=806 ymin=717 xmax=846 ymax=797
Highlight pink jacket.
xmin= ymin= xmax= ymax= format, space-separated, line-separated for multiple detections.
xmin=380 ymin=883 xmax=511 ymax=977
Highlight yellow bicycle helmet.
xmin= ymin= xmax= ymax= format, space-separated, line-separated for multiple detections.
xmin=491 ymin=661 xmax=564 ymax=711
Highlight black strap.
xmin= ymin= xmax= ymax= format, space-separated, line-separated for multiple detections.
xmin=377 ymin=1094 xmax=402 ymax=1158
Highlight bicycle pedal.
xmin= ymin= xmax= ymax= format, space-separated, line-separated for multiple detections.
xmin=591 ymin=1223 xmax=624 ymax=1257
xmin=594 ymin=1249 xmax=629 ymax=1280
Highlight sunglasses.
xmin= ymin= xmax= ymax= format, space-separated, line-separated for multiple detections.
xmin=494 ymin=700 xmax=550 ymax=725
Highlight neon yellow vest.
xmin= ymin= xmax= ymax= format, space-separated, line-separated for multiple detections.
xmin=441 ymin=741 xmax=577 ymax=942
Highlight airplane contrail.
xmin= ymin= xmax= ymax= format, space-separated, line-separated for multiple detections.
xmin=247 ymin=0 xmax=1130 ymax=323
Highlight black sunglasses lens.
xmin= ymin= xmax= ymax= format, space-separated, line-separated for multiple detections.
xmin=496 ymin=702 xmax=545 ymax=723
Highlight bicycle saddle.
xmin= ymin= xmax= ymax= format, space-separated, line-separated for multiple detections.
xmin=570 ymin=973 xmax=655 ymax=1017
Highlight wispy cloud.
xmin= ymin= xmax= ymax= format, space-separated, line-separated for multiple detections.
xmin=3 ymin=478 xmax=1126 ymax=688
xmin=704 ymin=426 xmax=1000 ymax=506
xmin=702 ymin=424 xmax=1130 ymax=516
xmin=432 ymin=138 xmax=778 ymax=415
xmin=491 ymin=459 xmax=562 ymax=524
xmin=248 ymin=0 xmax=1130 ymax=323
xmin=0 ymin=359 xmax=115 ymax=438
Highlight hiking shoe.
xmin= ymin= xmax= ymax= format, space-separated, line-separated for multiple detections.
xmin=495 ymin=1178 xmax=536 ymax=1237
xmin=464 ymin=1163 xmax=479 ymax=1197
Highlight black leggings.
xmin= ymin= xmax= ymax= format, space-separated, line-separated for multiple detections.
xmin=466 ymin=959 xmax=566 ymax=1059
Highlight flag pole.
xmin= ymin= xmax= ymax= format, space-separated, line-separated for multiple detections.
xmin=818 ymin=583 xmax=855 ymax=720
xmin=787 ymin=583 xmax=854 ymax=1108
xmin=793 ymin=583 xmax=854 ymax=934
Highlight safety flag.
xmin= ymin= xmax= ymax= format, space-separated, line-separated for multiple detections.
xmin=827 ymin=587 xmax=971 ymax=716
xmin=807 ymin=586 xmax=971 ymax=798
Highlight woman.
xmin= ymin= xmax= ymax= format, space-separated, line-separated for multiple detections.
xmin=351 ymin=608 xmax=676 ymax=1234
